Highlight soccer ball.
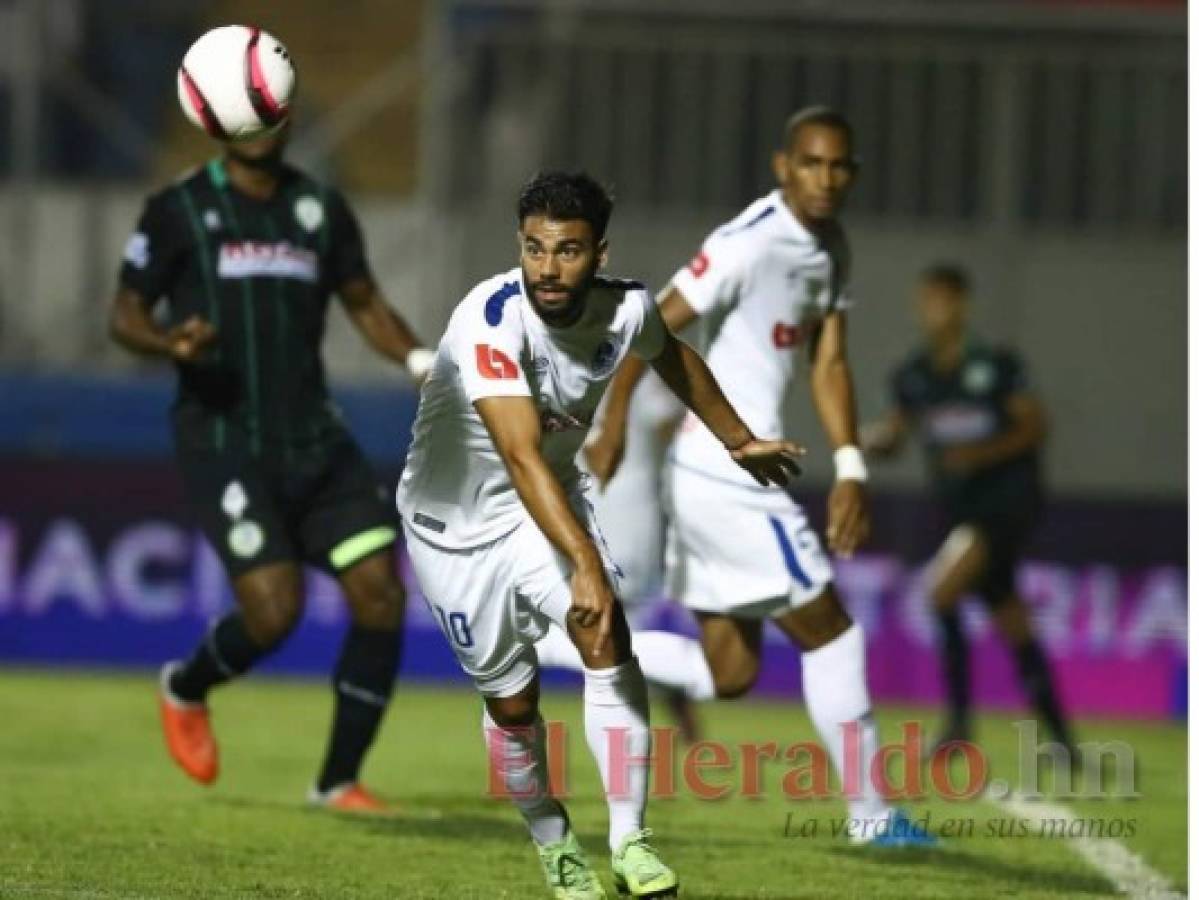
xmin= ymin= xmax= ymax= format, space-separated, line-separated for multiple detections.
xmin=176 ymin=25 xmax=295 ymax=141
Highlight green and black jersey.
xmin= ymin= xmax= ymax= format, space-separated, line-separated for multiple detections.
xmin=890 ymin=341 xmax=1042 ymax=524
xmin=119 ymin=159 xmax=369 ymax=457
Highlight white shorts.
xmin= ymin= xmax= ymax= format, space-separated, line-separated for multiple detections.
xmin=664 ymin=463 xmax=833 ymax=618
xmin=403 ymin=503 xmax=620 ymax=698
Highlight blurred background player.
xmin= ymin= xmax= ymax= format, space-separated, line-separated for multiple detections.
xmin=535 ymin=374 xmax=714 ymax=742
xmin=863 ymin=264 xmax=1074 ymax=757
xmin=589 ymin=107 xmax=932 ymax=847
xmin=110 ymin=120 xmax=435 ymax=810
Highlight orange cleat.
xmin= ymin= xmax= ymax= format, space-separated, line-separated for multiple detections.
xmin=158 ymin=662 xmax=219 ymax=785
xmin=307 ymin=782 xmax=395 ymax=815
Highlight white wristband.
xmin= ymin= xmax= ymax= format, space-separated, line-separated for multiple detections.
xmin=833 ymin=445 xmax=869 ymax=482
xmin=405 ymin=347 xmax=436 ymax=381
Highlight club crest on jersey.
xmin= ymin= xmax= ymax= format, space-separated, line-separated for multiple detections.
xmin=203 ymin=209 xmax=222 ymax=231
xmin=592 ymin=338 xmax=619 ymax=376
xmin=294 ymin=195 xmax=324 ymax=233
xmin=963 ymin=361 xmax=996 ymax=394
xmin=217 ymin=241 xmax=318 ymax=282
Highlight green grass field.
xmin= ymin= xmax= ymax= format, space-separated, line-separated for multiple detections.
xmin=0 ymin=669 xmax=1185 ymax=899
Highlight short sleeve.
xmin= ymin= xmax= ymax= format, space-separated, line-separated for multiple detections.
xmin=119 ymin=191 xmax=187 ymax=302
xmin=629 ymin=289 xmax=667 ymax=361
xmin=324 ymin=187 xmax=372 ymax=290
xmin=670 ymin=230 xmax=744 ymax=316
xmin=451 ymin=288 xmax=533 ymax=402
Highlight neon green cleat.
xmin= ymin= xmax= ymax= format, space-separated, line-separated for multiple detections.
xmin=611 ymin=829 xmax=679 ymax=898
xmin=538 ymin=832 xmax=608 ymax=899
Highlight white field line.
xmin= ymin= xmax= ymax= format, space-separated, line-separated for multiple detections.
xmin=991 ymin=794 xmax=1184 ymax=898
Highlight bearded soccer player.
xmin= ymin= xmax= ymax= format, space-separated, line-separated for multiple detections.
xmin=863 ymin=264 xmax=1074 ymax=757
xmin=110 ymin=122 xmax=434 ymax=811
xmin=398 ymin=171 xmax=802 ymax=898
xmin=587 ymin=107 xmax=934 ymax=846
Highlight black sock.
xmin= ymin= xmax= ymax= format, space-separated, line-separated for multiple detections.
xmin=316 ymin=626 xmax=402 ymax=792
xmin=1014 ymin=639 xmax=1073 ymax=746
xmin=170 ymin=612 xmax=272 ymax=703
xmin=937 ymin=610 xmax=971 ymax=730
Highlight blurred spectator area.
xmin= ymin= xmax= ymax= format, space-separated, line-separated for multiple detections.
xmin=0 ymin=0 xmax=1187 ymax=499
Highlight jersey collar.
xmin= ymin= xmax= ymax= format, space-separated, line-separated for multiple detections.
xmin=770 ymin=189 xmax=819 ymax=245
xmin=206 ymin=157 xmax=229 ymax=190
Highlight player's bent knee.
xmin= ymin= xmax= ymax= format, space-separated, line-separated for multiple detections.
xmin=242 ymin=593 xmax=304 ymax=647
xmin=340 ymin=553 xmax=406 ymax=630
xmin=486 ymin=692 xmax=539 ymax=727
xmin=711 ymin=663 xmax=758 ymax=699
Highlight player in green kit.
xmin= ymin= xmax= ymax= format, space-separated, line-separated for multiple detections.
xmin=110 ymin=121 xmax=434 ymax=811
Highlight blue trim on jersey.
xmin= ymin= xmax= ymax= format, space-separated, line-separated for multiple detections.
xmin=768 ymin=515 xmax=813 ymax=589
xmin=484 ymin=281 xmax=520 ymax=326
xmin=719 ymin=205 xmax=776 ymax=236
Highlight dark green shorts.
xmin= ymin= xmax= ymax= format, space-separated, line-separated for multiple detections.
xmin=176 ymin=435 xmax=397 ymax=579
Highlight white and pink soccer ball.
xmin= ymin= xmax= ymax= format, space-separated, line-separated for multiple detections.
xmin=176 ymin=25 xmax=296 ymax=141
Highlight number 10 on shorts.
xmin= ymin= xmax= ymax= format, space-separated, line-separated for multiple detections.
xmin=432 ymin=605 xmax=474 ymax=648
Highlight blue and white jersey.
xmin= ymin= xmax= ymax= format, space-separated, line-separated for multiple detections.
xmin=669 ymin=190 xmax=853 ymax=488
xmin=398 ymin=268 xmax=665 ymax=549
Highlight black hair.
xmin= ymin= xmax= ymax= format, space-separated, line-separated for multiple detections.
xmin=517 ymin=170 xmax=614 ymax=242
xmin=920 ymin=262 xmax=972 ymax=297
xmin=781 ymin=106 xmax=855 ymax=154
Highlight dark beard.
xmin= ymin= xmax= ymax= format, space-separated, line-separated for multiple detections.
xmin=524 ymin=274 xmax=593 ymax=328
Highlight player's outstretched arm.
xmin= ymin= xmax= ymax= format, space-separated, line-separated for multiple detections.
xmin=650 ymin=329 xmax=804 ymax=488
xmin=338 ymin=276 xmax=435 ymax=382
xmin=109 ymin=287 xmax=215 ymax=363
xmin=809 ymin=311 xmax=870 ymax=558
xmin=585 ymin=287 xmax=702 ymax=484
xmin=475 ymin=395 xmax=616 ymax=657
xmin=940 ymin=392 xmax=1048 ymax=474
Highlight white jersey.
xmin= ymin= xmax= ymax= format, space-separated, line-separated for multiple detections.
xmin=668 ymin=190 xmax=852 ymax=488
xmin=398 ymin=268 xmax=666 ymax=550
xmin=584 ymin=372 xmax=682 ymax=605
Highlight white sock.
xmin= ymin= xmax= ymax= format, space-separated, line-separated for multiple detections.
xmin=482 ymin=709 xmax=568 ymax=846
xmin=583 ymin=659 xmax=651 ymax=850
xmin=800 ymin=623 xmax=890 ymax=825
xmin=534 ymin=625 xmax=583 ymax=672
xmin=538 ymin=624 xmax=717 ymax=703
xmin=631 ymin=630 xmax=716 ymax=701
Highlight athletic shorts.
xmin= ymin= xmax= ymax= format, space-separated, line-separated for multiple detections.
xmin=664 ymin=464 xmax=833 ymax=618
xmin=952 ymin=504 xmax=1040 ymax=603
xmin=402 ymin=499 xmax=620 ymax=698
xmin=176 ymin=435 xmax=398 ymax=579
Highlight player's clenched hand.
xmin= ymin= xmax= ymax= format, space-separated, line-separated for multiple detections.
xmin=569 ymin=561 xmax=616 ymax=658
xmin=582 ymin=427 xmax=626 ymax=489
xmin=167 ymin=316 xmax=216 ymax=363
xmin=826 ymin=480 xmax=870 ymax=558
xmin=730 ymin=439 xmax=805 ymax=487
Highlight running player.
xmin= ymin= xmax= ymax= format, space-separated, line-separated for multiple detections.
xmin=862 ymin=263 xmax=1074 ymax=756
xmin=535 ymin=375 xmax=713 ymax=742
xmin=110 ymin=121 xmax=434 ymax=811
xmin=588 ymin=107 xmax=933 ymax=846
xmin=398 ymin=171 xmax=801 ymax=898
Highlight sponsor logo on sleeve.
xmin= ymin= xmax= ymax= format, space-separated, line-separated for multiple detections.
xmin=475 ymin=344 xmax=519 ymax=380
xmin=687 ymin=251 xmax=710 ymax=278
